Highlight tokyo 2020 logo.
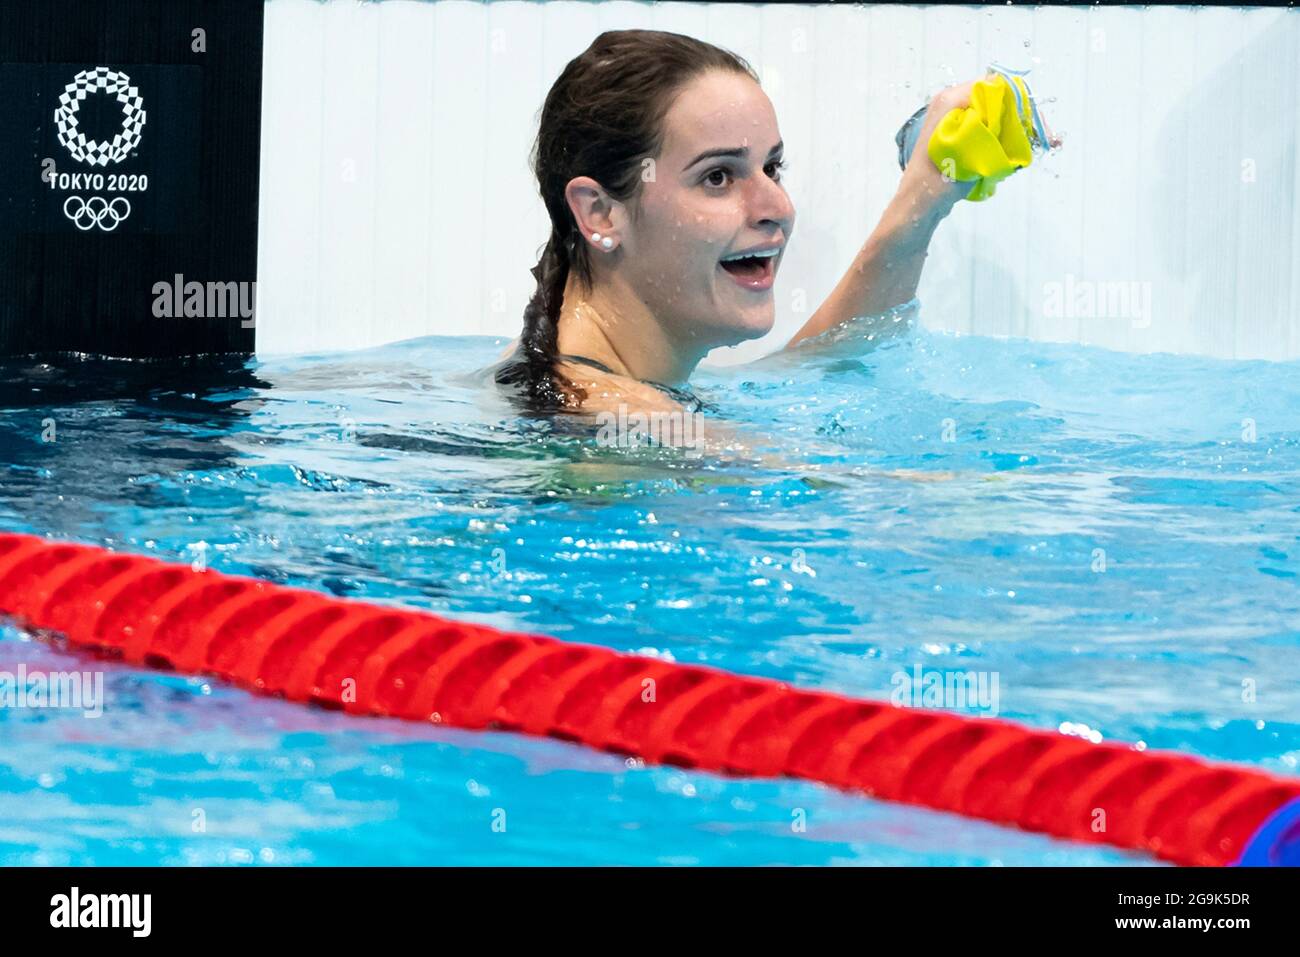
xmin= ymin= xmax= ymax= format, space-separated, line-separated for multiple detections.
xmin=50 ymin=67 xmax=147 ymax=232
xmin=53 ymin=67 xmax=147 ymax=167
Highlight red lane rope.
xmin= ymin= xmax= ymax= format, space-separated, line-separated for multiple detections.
xmin=1 ymin=531 xmax=1295 ymax=865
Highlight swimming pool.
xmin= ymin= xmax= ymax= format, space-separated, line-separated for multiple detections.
xmin=2 ymin=325 xmax=1297 ymax=865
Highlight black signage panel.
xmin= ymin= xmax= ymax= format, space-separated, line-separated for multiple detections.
xmin=0 ymin=63 xmax=202 ymax=237
xmin=0 ymin=0 xmax=262 ymax=358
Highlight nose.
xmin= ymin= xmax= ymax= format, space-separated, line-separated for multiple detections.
xmin=747 ymin=171 xmax=795 ymax=239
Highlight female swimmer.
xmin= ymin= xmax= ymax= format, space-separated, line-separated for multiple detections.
xmin=491 ymin=29 xmax=984 ymax=422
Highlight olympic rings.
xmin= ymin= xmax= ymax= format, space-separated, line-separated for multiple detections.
xmin=63 ymin=195 xmax=132 ymax=232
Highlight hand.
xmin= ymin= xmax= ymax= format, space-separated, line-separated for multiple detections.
xmin=896 ymin=81 xmax=979 ymax=222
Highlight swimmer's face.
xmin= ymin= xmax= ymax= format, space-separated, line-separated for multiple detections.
xmin=619 ymin=69 xmax=795 ymax=350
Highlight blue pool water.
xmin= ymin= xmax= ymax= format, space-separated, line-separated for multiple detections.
xmin=1 ymin=325 xmax=1298 ymax=865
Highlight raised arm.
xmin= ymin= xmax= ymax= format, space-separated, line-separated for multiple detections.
xmin=784 ymin=82 xmax=976 ymax=350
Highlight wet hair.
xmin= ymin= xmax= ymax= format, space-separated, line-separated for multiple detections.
xmin=495 ymin=29 xmax=758 ymax=411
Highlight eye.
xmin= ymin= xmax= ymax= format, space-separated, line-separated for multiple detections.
xmin=701 ymin=160 xmax=785 ymax=190
xmin=702 ymin=167 xmax=733 ymax=189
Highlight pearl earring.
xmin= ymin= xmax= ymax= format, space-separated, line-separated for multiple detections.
xmin=601 ymin=236 xmax=614 ymax=250
xmin=591 ymin=232 xmax=602 ymax=243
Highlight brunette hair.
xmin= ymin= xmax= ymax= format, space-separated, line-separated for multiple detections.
xmin=495 ymin=29 xmax=758 ymax=410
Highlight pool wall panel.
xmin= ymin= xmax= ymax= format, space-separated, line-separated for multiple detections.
xmin=254 ymin=1 xmax=1300 ymax=363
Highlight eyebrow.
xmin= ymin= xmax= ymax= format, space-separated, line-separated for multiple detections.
xmin=683 ymin=140 xmax=784 ymax=172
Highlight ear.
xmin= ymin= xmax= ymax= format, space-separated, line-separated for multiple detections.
xmin=564 ymin=176 xmax=623 ymax=252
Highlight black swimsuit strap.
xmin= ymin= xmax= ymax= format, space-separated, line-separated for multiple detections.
xmin=557 ymin=353 xmax=712 ymax=414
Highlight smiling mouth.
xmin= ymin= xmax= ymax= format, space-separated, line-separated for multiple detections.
xmin=718 ymin=249 xmax=778 ymax=290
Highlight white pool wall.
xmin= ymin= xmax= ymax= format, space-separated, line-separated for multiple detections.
xmin=255 ymin=1 xmax=1300 ymax=363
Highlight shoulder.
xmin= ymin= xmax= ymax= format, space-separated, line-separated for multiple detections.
xmin=554 ymin=359 xmax=692 ymax=418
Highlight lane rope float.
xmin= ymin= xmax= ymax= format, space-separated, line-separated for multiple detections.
xmin=1 ymin=531 xmax=1296 ymax=866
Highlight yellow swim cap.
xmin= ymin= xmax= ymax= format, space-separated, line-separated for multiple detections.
xmin=927 ymin=73 xmax=1037 ymax=202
